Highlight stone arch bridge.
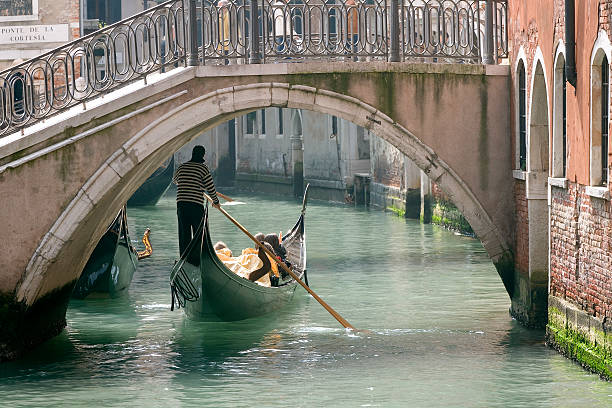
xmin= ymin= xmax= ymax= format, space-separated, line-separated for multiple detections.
xmin=0 ymin=61 xmax=513 ymax=360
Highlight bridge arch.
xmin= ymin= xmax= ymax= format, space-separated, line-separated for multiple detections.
xmin=17 ymin=82 xmax=511 ymax=304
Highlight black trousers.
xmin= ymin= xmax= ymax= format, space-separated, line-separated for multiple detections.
xmin=177 ymin=201 xmax=204 ymax=262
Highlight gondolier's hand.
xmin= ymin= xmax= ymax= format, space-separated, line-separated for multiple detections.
xmin=212 ymin=201 xmax=221 ymax=210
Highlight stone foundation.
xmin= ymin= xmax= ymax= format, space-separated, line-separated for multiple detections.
xmin=509 ymin=272 xmax=548 ymax=329
xmin=235 ymin=172 xmax=293 ymax=196
xmin=370 ymin=180 xmax=474 ymax=234
xmin=0 ymin=282 xmax=73 ymax=362
xmin=508 ymin=177 xmax=548 ymax=328
xmin=369 ymin=182 xmax=419 ymax=219
xmin=235 ymin=172 xmax=348 ymax=202
xmin=431 ymin=200 xmax=474 ymax=236
xmin=546 ymin=295 xmax=612 ymax=380
xmin=430 ymin=183 xmax=474 ymax=234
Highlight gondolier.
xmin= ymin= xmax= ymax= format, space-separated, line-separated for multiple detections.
xmin=170 ymin=185 xmax=310 ymax=321
xmin=173 ymin=145 xmax=220 ymax=261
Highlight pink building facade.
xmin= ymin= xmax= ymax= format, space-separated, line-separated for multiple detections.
xmin=509 ymin=0 xmax=612 ymax=378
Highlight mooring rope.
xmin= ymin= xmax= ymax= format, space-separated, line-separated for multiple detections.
xmin=169 ymin=211 xmax=206 ymax=311
xmin=170 ymin=262 xmax=199 ymax=311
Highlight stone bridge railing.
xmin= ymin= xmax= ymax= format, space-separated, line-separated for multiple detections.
xmin=0 ymin=0 xmax=507 ymax=138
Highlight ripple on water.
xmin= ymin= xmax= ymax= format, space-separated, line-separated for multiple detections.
xmin=1 ymin=193 xmax=609 ymax=407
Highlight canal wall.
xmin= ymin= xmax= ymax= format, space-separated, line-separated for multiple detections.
xmin=430 ymin=183 xmax=474 ymax=236
xmin=369 ymin=134 xmax=473 ymax=234
xmin=546 ymin=182 xmax=612 ymax=379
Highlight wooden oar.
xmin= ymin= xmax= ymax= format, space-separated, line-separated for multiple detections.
xmin=204 ymin=193 xmax=355 ymax=330
xmin=217 ymin=192 xmax=233 ymax=202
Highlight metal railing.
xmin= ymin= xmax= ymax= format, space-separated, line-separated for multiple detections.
xmin=0 ymin=0 xmax=187 ymax=136
xmin=0 ymin=0 xmax=507 ymax=137
xmin=197 ymin=0 xmax=507 ymax=64
xmin=401 ymin=0 xmax=508 ymax=62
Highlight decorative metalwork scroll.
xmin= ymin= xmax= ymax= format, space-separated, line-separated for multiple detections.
xmin=0 ymin=0 xmax=186 ymax=136
xmin=401 ymin=0 xmax=507 ymax=62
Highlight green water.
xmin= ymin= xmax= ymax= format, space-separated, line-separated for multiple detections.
xmin=1 ymin=192 xmax=610 ymax=407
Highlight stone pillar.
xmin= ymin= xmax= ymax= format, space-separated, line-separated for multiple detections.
xmin=187 ymin=0 xmax=199 ymax=66
xmin=482 ymin=0 xmax=494 ymax=64
xmin=248 ymin=0 xmax=261 ymax=64
xmin=389 ymin=0 xmax=400 ymax=62
xmin=420 ymin=170 xmax=432 ymax=224
xmin=513 ymin=170 xmax=548 ymax=327
xmin=404 ymin=158 xmax=421 ymax=219
xmin=291 ymin=133 xmax=304 ymax=197
xmin=353 ymin=174 xmax=371 ymax=206
xmin=1 ymin=283 xmax=73 ymax=362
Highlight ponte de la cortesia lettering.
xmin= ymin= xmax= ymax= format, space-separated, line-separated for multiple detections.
xmin=0 ymin=24 xmax=69 ymax=44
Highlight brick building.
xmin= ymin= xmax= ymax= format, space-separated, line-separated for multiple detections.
xmin=509 ymin=0 xmax=612 ymax=378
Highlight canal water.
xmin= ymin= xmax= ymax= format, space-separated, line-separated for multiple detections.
xmin=1 ymin=192 xmax=610 ymax=407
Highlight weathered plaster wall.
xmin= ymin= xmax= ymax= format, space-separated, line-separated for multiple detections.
xmin=229 ymin=107 xmax=370 ymax=201
xmin=236 ymin=108 xmax=292 ymax=177
xmin=303 ymin=110 xmax=342 ymax=181
xmin=370 ymin=134 xmax=423 ymax=218
xmin=371 ymin=133 xmax=404 ymax=189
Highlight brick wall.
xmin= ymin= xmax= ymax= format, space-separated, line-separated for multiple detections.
xmin=370 ymin=134 xmax=404 ymax=189
xmin=550 ymin=183 xmax=612 ymax=320
xmin=514 ymin=180 xmax=529 ymax=276
xmin=70 ymin=0 xmax=80 ymax=40
xmin=600 ymin=0 xmax=612 ymax=35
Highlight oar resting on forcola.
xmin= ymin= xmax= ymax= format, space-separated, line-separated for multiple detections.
xmin=206 ymin=192 xmax=356 ymax=331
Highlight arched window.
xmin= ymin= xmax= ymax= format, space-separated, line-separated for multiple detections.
xmin=518 ymin=60 xmax=527 ymax=171
xmin=529 ymin=60 xmax=549 ymax=175
xmin=590 ymin=43 xmax=610 ymax=186
xmin=563 ymin=66 xmax=567 ymax=175
xmin=601 ymin=57 xmax=609 ymax=185
xmin=552 ymin=51 xmax=567 ymax=178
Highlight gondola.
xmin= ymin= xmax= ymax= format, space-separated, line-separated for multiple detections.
xmin=72 ymin=206 xmax=152 ymax=299
xmin=127 ymin=155 xmax=175 ymax=206
xmin=170 ymin=186 xmax=309 ymax=321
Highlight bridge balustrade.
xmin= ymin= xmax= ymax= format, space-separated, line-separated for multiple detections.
xmin=0 ymin=0 xmax=507 ymax=138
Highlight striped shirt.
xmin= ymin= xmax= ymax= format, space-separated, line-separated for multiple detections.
xmin=173 ymin=161 xmax=219 ymax=205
